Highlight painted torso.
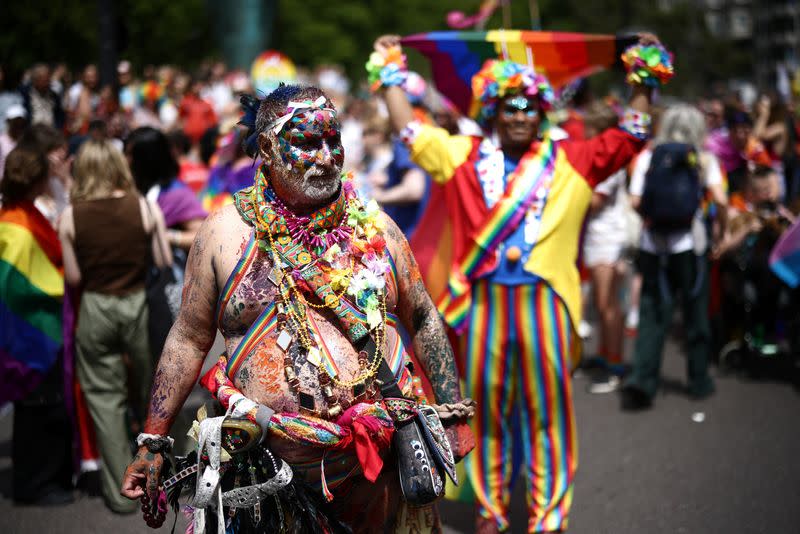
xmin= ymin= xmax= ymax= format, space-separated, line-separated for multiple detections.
xmin=213 ymin=218 xmax=408 ymax=466
xmin=218 ymin=244 xmax=401 ymax=410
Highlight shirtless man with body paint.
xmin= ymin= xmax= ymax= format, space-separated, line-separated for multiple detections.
xmin=119 ymin=85 xmax=474 ymax=533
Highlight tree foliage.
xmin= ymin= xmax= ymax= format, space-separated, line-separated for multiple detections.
xmin=1 ymin=0 xmax=752 ymax=97
xmin=1 ymin=0 xmax=216 ymax=82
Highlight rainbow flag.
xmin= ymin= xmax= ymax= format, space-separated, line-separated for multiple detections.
xmin=401 ymin=31 xmax=635 ymax=116
xmin=770 ymin=219 xmax=800 ymax=288
xmin=0 ymin=202 xmax=64 ymax=404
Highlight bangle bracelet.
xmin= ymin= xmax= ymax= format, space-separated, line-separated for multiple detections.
xmin=167 ymin=229 xmax=181 ymax=246
xmin=621 ymin=43 xmax=675 ymax=88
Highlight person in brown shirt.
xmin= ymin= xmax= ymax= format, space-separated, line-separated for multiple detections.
xmin=58 ymin=139 xmax=171 ymax=513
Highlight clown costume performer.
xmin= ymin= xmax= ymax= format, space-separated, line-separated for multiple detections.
xmin=374 ymin=35 xmax=673 ymax=532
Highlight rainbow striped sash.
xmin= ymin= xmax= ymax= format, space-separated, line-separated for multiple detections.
xmin=438 ymin=136 xmax=558 ymax=332
xmin=216 ymin=231 xmax=257 ymax=326
xmin=225 ymin=301 xmax=279 ymax=378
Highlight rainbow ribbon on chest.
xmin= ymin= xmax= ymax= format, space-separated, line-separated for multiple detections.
xmin=437 ymin=136 xmax=558 ymax=332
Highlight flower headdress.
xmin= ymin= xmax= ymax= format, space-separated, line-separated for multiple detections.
xmin=620 ymin=44 xmax=675 ymax=88
xmin=470 ymin=59 xmax=555 ymax=129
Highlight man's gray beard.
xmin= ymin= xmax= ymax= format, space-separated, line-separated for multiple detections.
xmin=300 ymin=167 xmax=341 ymax=202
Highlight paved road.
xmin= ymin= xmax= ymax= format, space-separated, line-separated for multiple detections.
xmin=2 ymin=333 xmax=799 ymax=534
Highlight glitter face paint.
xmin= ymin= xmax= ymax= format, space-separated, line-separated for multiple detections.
xmin=276 ymin=103 xmax=344 ymax=173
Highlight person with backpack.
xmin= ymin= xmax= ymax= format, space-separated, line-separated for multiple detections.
xmin=623 ymin=104 xmax=728 ymax=410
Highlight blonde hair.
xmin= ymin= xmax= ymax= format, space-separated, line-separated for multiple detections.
xmin=71 ymin=140 xmax=136 ymax=201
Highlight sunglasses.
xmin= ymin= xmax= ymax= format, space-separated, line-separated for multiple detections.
xmin=501 ymin=96 xmax=539 ymax=119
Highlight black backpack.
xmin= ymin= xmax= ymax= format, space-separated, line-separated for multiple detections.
xmin=640 ymin=142 xmax=702 ymax=234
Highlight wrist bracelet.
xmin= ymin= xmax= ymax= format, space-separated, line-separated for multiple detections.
xmin=621 ymin=43 xmax=675 ymax=88
xmin=619 ymin=108 xmax=652 ymax=140
xmin=167 ymin=229 xmax=181 ymax=246
xmin=366 ymin=46 xmax=408 ymax=93
xmin=136 ymin=433 xmax=174 ymax=453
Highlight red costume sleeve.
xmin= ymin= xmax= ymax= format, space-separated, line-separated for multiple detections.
xmin=561 ymin=128 xmax=645 ymax=188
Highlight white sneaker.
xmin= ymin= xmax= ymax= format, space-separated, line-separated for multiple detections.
xmin=587 ymin=374 xmax=621 ymax=394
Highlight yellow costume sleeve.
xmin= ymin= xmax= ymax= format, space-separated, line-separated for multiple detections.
xmin=406 ymin=123 xmax=474 ymax=185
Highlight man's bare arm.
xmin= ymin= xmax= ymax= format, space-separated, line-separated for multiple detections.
xmin=121 ymin=212 xmax=221 ymax=499
xmin=383 ymin=215 xmax=460 ymax=405
xmin=144 ymin=216 xmax=220 ymax=434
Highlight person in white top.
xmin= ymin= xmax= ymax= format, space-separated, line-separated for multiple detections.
xmin=581 ymin=102 xmax=638 ymax=393
xmin=0 ymin=105 xmax=27 ymax=182
xmin=623 ymin=104 xmax=728 ymax=410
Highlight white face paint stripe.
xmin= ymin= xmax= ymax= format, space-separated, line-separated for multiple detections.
xmin=267 ymin=95 xmax=335 ymax=134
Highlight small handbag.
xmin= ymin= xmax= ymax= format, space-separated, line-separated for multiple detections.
xmin=376 ymin=353 xmax=457 ymax=506
xmin=142 ymin=197 xmax=184 ymax=359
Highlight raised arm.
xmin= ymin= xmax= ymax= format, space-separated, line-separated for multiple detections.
xmin=626 ymin=33 xmax=666 ymax=116
xmin=372 ymin=35 xmax=415 ymax=134
xmin=120 ymin=212 xmax=221 ymax=501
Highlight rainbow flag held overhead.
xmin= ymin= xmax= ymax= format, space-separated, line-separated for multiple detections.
xmin=0 ymin=202 xmax=64 ymax=405
xmin=401 ymin=31 xmax=635 ymax=117
xmin=770 ymin=219 xmax=800 ymax=288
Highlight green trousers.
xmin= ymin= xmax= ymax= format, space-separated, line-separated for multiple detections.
xmin=625 ymin=251 xmax=715 ymax=399
xmin=75 ymin=290 xmax=153 ymax=513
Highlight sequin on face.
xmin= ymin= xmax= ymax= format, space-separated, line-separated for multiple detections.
xmin=277 ymin=106 xmax=344 ymax=173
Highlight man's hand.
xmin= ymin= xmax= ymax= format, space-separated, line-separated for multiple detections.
xmin=636 ymin=32 xmax=661 ymax=47
xmin=374 ymin=34 xmax=402 ymax=56
xmin=48 ymin=152 xmax=73 ymax=187
xmin=445 ymin=422 xmax=476 ymax=464
xmin=120 ymin=446 xmax=164 ymax=501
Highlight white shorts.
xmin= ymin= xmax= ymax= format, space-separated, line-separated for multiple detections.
xmin=583 ymin=240 xmax=625 ymax=267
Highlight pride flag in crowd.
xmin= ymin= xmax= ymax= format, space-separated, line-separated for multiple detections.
xmin=0 ymin=202 xmax=63 ymax=404
xmin=401 ymin=30 xmax=635 ymax=116
xmin=770 ymin=218 xmax=800 ymax=288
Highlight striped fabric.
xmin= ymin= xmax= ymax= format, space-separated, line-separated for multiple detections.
xmin=0 ymin=202 xmax=63 ymax=404
xmin=401 ymin=31 xmax=634 ymax=116
xmin=437 ymin=136 xmax=557 ymax=332
xmin=770 ymin=218 xmax=800 ymax=288
xmin=216 ymin=231 xmax=257 ymax=326
xmin=463 ymin=279 xmax=577 ymax=532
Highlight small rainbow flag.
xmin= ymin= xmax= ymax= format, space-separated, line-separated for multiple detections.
xmin=770 ymin=219 xmax=800 ymax=288
xmin=0 ymin=202 xmax=64 ymax=404
xmin=401 ymin=30 xmax=635 ymax=116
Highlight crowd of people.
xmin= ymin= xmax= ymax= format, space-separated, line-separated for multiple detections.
xmin=1 ymin=32 xmax=799 ymax=533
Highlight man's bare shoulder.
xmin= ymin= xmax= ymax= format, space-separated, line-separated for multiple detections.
xmin=378 ymin=211 xmax=407 ymax=248
xmin=198 ymin=204 xmax=252 ymax=246
xmin=378 ymin=211 xmax=419 ymax=276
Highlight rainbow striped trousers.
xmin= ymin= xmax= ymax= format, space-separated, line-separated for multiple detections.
xmin=464 ymin=279 xmax=578 ymax=533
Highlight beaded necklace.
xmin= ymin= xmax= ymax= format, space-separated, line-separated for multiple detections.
xmin=247 ymin=168 xmax=390 ymax=418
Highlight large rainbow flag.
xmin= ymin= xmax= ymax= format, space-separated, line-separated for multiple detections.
xmin=0 ymin=202 xmax=64 ymax=405
xmin=401 ymin=30 xmax=635 ymax=116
